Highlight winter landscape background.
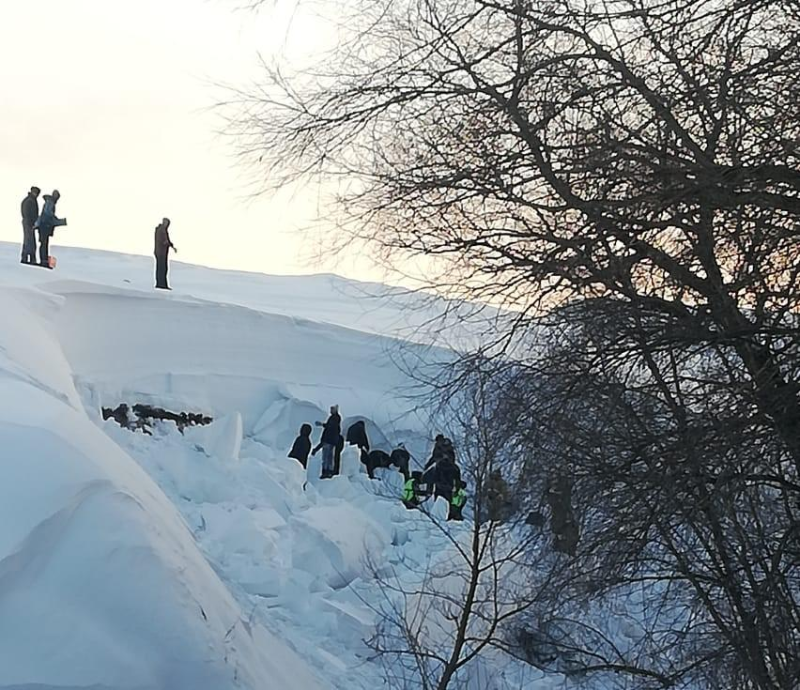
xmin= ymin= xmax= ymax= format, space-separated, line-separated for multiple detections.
xmin=0 ymin=242 xmax=553 ymax=689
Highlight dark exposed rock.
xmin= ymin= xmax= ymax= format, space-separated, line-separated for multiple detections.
xmin=102 ymin=403 xmax=213 ymax=434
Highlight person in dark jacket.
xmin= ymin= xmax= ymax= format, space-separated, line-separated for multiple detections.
xmin=154 ymin=218 xmax=176 ymax=290
xmin=361 ymin=448 xmax=391 ymax=479
xmin=423 ymin=455 xmax=461 ymax=503
xmin=288 ymin=423 xmax=313 ymax=468
xmin=20 ymin=186 xmax=40 ymax=264
xmin=484 ymin=469 xmax=512 ymax=523
xmin=425 ymin=435 xmax=455 ymax=469
xmin=345 ymin=420 xmax=370 ymax=453
xmin=390 ymin=445 xmax=411 ymax=481
xmin=314 ymin=404 xmax=341 ymax=479
xmin=36 ymin=190 xmax=66 ymax=268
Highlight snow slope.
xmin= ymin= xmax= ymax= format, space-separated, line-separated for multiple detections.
xmin=0 ymin=243 xmax=550 ymax=690
xmin=0 ymin=242 xmax=496 ymax=347
xmin=0 ymin=286 xmax=324 ymax=690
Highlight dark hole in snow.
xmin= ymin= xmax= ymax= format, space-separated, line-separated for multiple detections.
xmin=102 ymin=403 xmax=213 ymax=435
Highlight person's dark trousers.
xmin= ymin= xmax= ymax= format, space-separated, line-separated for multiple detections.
xmin=435 ymin=484 xmax=453 ymax=503
xmin=21 ymin=222 xmax=37 ymax=263
xmin=38 ymin=230 xmax=50 ymax=267
xmin=448 ymin=504 xmax=463 ymax=521
xmin=155 ymin=253 xmax=169 ymax=289
xmin=333 ymin=447 xmax=342 ymax=476
xmin=392 ymin=456 xmax=410 ymax=481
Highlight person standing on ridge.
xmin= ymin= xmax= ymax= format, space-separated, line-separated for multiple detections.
xmin=36 ymin=189 xmax=66 ymax=268
xmin=288 ymin=423 xmax=313 ymax=469
xmin=154 ymin=218 xmax=176 ymax=290
xmin=20 ymin=186 xmax=40 ymax=264
xmin=313 ymin=404 xmax=341 ymax=479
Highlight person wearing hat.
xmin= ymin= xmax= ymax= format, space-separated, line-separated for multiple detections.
xmin=154 ymin=217 xmax=177 ymax=290
xmin=288 ymin=423 xmax=313 ymax=469
xmin=390 ymin=443 xmax=411 ymax=481
xmin=36 ymin=189 xmax=66 ymax=268
xmin=20 ymin=186 xmax=41 ymax=264
xmin=313 ymin=404 xmax=341 ymax=479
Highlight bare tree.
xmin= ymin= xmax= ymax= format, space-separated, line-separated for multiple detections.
xmin=472 ymin=301 xmax=800 ymax=689
xmin=363 ymin=373 xmax=551 ymax=690
xmin=232 ymin=0 xmax=800 ymax=687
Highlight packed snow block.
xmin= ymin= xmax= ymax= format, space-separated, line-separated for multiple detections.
xmin=246 ymin=471 xmax=297 ymax=520
xmin=252 ymin=395 xmax=324 ymax=450
xmin=392 ymin=524 xmax=410 ymax=547
xmin=184 ymin=411 xmax=243 ymax=463
xmin=315 ymin=474 xmax=361 ymax=502
xmin=305 ymin=452 xmax=325 ymax=488
xmin=430 ymin=495 xmax=450 ymax=523
xmin=321 ymin=597 xmax=376 ymax=645
xmin=240 ymin=567 xmax=286 ymax=599
xmin=340 ymin=444 xmax=362 ymax=478
xmin=276 ymin=569 xmax=318 ymax=615
xmin=375 ymin=464 xmax=406 ymax=496
xmin=290 ymin=504 xmax=390 ymax=590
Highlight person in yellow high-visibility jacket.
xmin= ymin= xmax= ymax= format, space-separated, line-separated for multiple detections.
xmin=402 ymin=471 xmax=429 ymax=509
xmin=449 ymin=480 xmax=467 ymax=521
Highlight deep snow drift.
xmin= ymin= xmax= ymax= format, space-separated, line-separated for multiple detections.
xmin=0 ymin=243 xmax=551 ymax=690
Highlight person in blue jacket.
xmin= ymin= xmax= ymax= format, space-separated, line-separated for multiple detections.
xmin=36 ymin=189 xmax=66 ymax=268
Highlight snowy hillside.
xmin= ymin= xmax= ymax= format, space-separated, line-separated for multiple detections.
xmin=0 ymin=243 xmax=548 ymax=690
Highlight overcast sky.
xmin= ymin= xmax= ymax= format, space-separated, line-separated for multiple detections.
xmin=0 ymin=0 xmax=376 ymax=280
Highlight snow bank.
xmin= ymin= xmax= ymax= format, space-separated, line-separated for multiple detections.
xmin=0 ymin=247 xmax=552 ymax=690
xmin=0 ymin=284 xmax=323 ymax=690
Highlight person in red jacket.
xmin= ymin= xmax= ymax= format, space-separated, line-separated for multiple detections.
xmin=154 ymin=218 xmax=176 ymax=290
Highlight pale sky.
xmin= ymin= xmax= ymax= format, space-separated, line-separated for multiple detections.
xmin=0 ymin=0 xmax=376 ymax=280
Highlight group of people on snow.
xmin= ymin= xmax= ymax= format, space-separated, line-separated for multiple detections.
xmin=20 ymin=186 xmax=66 ymax=268
xmin=406 ymin=434 xmax=467 ymax=521
xmin=19 ymin=186 xmax=177 ymax=289
xmin=288 ymin=408 xmax=476 ymax=521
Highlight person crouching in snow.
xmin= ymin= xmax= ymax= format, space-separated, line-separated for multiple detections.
xmin=288 ymin=423 xmax=313 ymax=469
xmin=154 ymin=217 xmax=176 ymax=289
xmin=346 ymin=420 xmax=370 ymax=453
xmin=313 ymin=404 xmax=341 ymax=479
xmin=402 ymin=471 xmax=429 ymax=509
xmin=390 ymin=444 xmax=411 ymax=481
